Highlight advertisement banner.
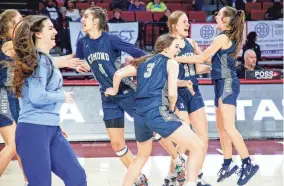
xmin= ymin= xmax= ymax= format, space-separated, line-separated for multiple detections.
xmin=247 ymin=21 xmax=283 ymax=57
xmin=190 ymin=22 xmax=247 ymax=56
xmin=69 ymin=22 xmax=139 ymax=63
xmin=0 ymin=83 xmax=282 ymax=143
xmin=53 ymin=84 xmax=284 ymax=141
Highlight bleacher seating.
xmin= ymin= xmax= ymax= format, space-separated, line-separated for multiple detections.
xmin=76 ymin=2 xmax=89 ymax=10
xmin=262 ymin=2 xmax=273 ymax=11
xmin=121 ymin=11 xmax=135 ymax=22
xmin=251 ymin=10 xmax=266 ymax=20
xmin=245 ymin=2 xmax=262 ymax=12
xmin=188 ymin=11 xmax=207 ymax=22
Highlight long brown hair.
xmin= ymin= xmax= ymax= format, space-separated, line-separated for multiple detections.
xmin=167 ymin=11 xmax=186 ymax=34
xmin=86 ymin=7 xmax=109 ymax=32
xmin=12 ymin=15 xmax=49 ymax=98
xmin=130 ymin=34 xmax=176 ymax=68
xmin=0 ymin=9 xmax=20 ymax=41
xmin=222 ymin=6 xmax=245 ymax=58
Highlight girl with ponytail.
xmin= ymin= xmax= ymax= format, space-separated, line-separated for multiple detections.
xmin=105 ymin=34 xmax=205 ymax=186
xmin=0 ymin=9 xmax=23 ymax=178
xmin=174 ymin=6 xmax=259 ymax=185
xmin=13 ymin=15 xmax=87 ymax=186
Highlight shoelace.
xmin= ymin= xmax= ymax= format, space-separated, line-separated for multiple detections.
xmin=236 ymin=165 xmax=245 ymax=177
xmin=237 ymin=164 xmax=253 ymax=177
xmin=217 ymin=166 xmax=228 ymax=177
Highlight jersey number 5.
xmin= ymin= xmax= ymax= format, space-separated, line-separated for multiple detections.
xmin=144 ymin=63 xmax=155 ymax=78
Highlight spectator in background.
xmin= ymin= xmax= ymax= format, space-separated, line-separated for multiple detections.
xmin=146 ymin=0 xmax=167 ymax=12
xmin=194 ymin=0 xmax=204 ymax=11
xmin=41 ymin=0 xmax=59 ymax=22
xmin=206 ymin=10 xmax=218 ymax=22
xmin=76 ymin=9 xmax=85 ymax=22
xmin=266 ymin=0 xmax=283 ymax=20
xmin=65 ymin=0 xmax=80 ymax=21
xmin=89 ymin=1 xmax=96 ymax=8
xmin=128 ymin=0 xmax=146 ymax=12
xmin=237 ymin=49 xmax=263 ymax=78
xmin=60 ymin=6 xmax=72 ymax=54
xmin=111 ymin=0 xmax=129 ymax=11
xmin=159 ymin=9 xmax=171 ymax=34
xmin=109 ymin=8 xmax=126 ymax=23
xmin=232 ymin=0 xmax=257 ymax=11
xmin=242 ymin=31 xmax=261 ymax=65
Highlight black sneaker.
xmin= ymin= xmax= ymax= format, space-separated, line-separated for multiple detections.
xmin=217 ymin=162 xmax=239 ymax=182
xmin=237 ymin=163 xmax=259 ymax=185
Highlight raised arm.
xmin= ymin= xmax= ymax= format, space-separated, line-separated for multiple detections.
xmin=190 ymin=38 xmax=212 ymax=74
xmin=105 ymin=65 xmax=137 ymax=96
xmin=175 ymin=34 xmax=228 ymax=64
xmin=167 ymin=59 xmax=179 ymax=111
xmin=110 ymin=34 xmax=147 ymax=58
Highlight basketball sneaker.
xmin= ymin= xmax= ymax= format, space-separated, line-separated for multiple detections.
xmin=237 ymin=163 xmax=259 ymax=185
xmin=217 ymin=161 xmax=239 ymax=182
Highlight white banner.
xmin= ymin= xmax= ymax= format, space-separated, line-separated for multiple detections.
xmin=69 ymin=22 xmax=139 ymax=63
xmin=190 ymin=22 xmax=247 ymax=57
xmin=247 ymin=21 xmax=283 ymax=57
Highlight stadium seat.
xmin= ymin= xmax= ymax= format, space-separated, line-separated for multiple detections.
xmin=76 ymin=2 xmax=89 ymax=10
xmin=251 ymin=10 xmax=266 ymax=20
xmin=167 ymin=3 xmax=183 ymax=11
xmin=245 ymin=2 xmax=262 ymax=12
xmin=182 ymin=3 xmax=193 ymax=11
xmin=165 ymin=0 xmax=182 ymax=3
xmin=135 ymin=11 xmax=153 ymax=22
xmin=121 ymin=11 xmax=135 ymax=22
xmin=107 ymin=11 xmax=113 ymax=20
xmin=181 ymin=0 xmax=194 ymax=3
xmin=262 ymin=2 xmax=273 ymax=11
xmin=96 ymin=3 xmax=110 ymax=10
xmin=57 ymin=2 xmax=64 ymax=8
xmin=39 ymin=2 xmax=44 ymax=10
xmin=153 ymin=12 xmax=164 ymax=22
xmin=188 ymin=11 xmax=206 ymax=22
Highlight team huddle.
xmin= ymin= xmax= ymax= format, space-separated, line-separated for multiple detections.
xmin=0 ymin=5 xmax=259 ymax=186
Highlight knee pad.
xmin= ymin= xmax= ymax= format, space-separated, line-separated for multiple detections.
xmin=104 ymin=117 xmax=124 ymax=128
xmin=116 ymin=146 xmax=129 ymax=157
xmin=152 ymin=132 xmax=162 ymax=142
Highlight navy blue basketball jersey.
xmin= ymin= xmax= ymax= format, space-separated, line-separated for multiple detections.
xmin=134 ymin=54 xmax=169 ymax=114
xmin=211 ymin=33 xmax=238 ymax=80
xmin=76 ymin=32 xmax=147 ymax=93
xmin=177 ymin=39 xmax=198 ymax=85
xmin=0 ymin=40 xmax=13 ymax=87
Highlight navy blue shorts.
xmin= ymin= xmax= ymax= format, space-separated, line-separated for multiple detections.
xmin=0 ymin=88 xmax=20 ymax=127
xmin=101 ymin=89 xmax=135 ymax=121
xmin=134 ymin=106 xmax=183 ymax=142
xmin=176 ymin=85 xmax=205 ymax=114
xmin=16 ymin=122 xmax=87 ymax=186
xmin=214 ymin=77 xmax=240 ymax=107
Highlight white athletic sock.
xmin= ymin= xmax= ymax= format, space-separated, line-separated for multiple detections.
xmin=184 ymin=182 xmax=197 ymax=186
xmin=199 ymin=169 xmax=203 ymax=176
xmin=174 ymin=157 xmax=182 ymax=166
xmin=168 ymin=171 xmax=177 ymax=178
